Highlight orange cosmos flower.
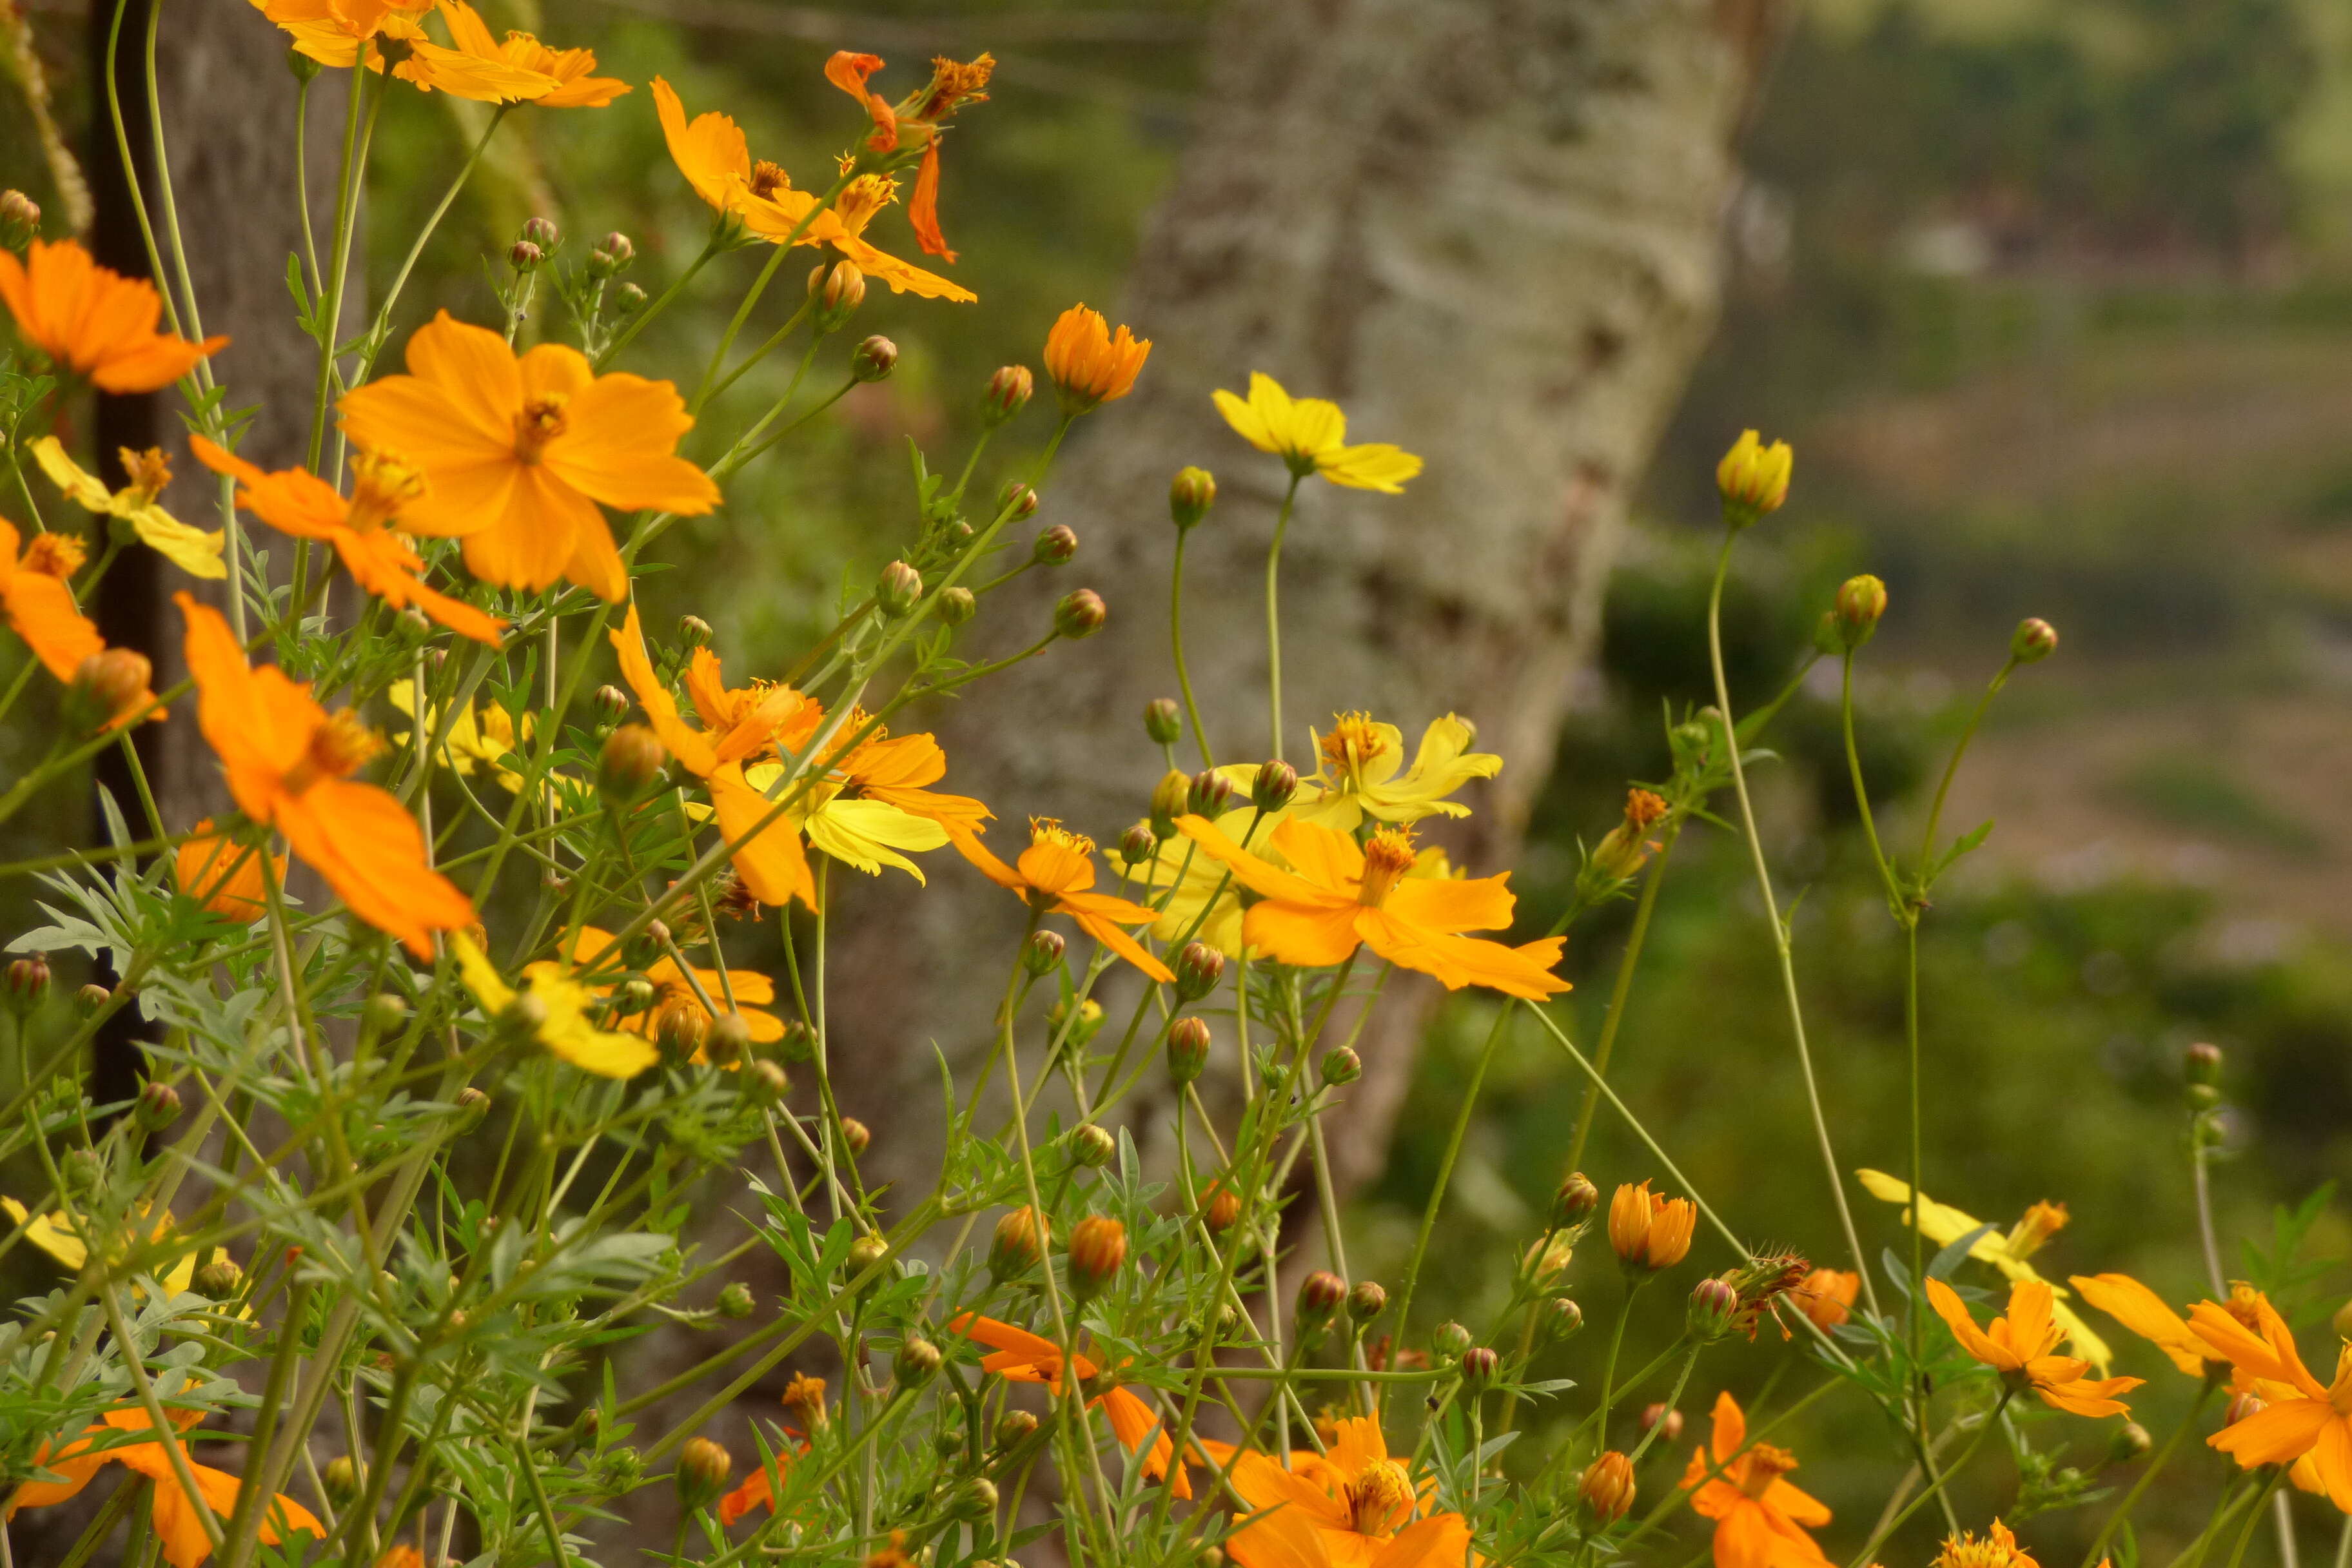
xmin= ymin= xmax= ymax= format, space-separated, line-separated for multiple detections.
xmin=1607 ymin=1181 xmax=1698 ymax=1271
xmin=610 ymin=605 xmax=818 ymax=910
xmin=338 ymin=312 xmax=717 ymax=600
xmin=177 ymin=594 xmax=474 ymax=957
xmin=1043 ymin=305 xmax=1150 ymax=413
xmin=565 ymin=925 xmax=785 ymax=1055
xmin=1220 ymin=1415 xmax=1472 ymax=1568
xmin=1172 ymin=815 xmax=1567 ymax=1000
xmin=821 ymin=50 xmax=995 ymax=263
xmin=2067 ymin=1273 xmax=2219 ymax=1378
xmin=190 ymin=436 xmax=504 ymax=645
xmin=1934 ymin=1520 xmax=2038 ymax=1568
xmin=1785 ymin=1268 xmax=1861 ymax=1333
xmin=173 ymin=820 xmax=283 ymax=923
xmin=817 ymin=725 xmax=991 ymax=839
xmin=1682 ymin=1392 xmax=1832 ymax=1568
xmin=435 ymin=0 xmax=629 ymax=107
xmin=948 ymin=1313 xmax=1190 ymax=1497
xmin=2187 ymin=1288 xmax=2352 ymax=1509
xmin=718 ymin=1442 xmax=808 ymax=1527
xmin=251 ymin=0 xmax=558 ymax=103
xmin=0 ymin=519 xmax=101 ymax=681
xmin=950 ymin=819 xmax=1175 ymax=981
xmin=650 ymin=79 xmax=974 ymax=302
xmin=1926 ymin=1278 xmax=2142 ymax=1417
xmin=0 ymin=239 xmax=225 ymax=393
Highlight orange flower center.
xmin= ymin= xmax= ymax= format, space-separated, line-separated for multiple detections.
xmin=749 ymin=161 xmax=792 ymax=201
xmin=1357 ymin=828 xmax=1416 ymax=906
xmin=1623 ymin=788 xmax=1669 ymax=831
xmin=346 ymin=449 xmax=427 ymax=533
xmin=1029 ymin=818 xmax=1096 ymax=859
xmin=1936 ymin=1528 xmax=2028 ymax=1568
xmin=1346 ymin=1459 xmax=1413 ymax=1536
xmin=912 ymin=55 xmax=995 ymax=123
xmin=2224 ymin=1284 xmax=2264 ymax=1333
xmin=20 ymin=532 xmax=86 ymax=580
xmin=117 ymin=446 xmax=172 ymax=498
xmin=284 ymin=711 xmax=384 ymax=795
xmin=513 ymin=395 xmax=570 ymax=464
xmin=1736 ymin=1444 xmax=1799 ymax=1499
xmin=1318 ymin=711 xmax=1388 ymax=788
xmin=2006 ymin=1200 xmax=2068 ymax=1259
xmin=834 ymin=174 xmax=898 ymax=237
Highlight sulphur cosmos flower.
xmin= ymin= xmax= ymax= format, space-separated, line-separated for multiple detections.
xmin=1682 ymin=1392 xmax=1832 ymax=1568
xmin=1295 ymin=712 xmax=1498 ymax=832
xmin=0 ymin=239 xmax=225 ymax=393
xmin=385 ymin=678 xmax=532 ymax=792
xmin=1042 ymin=305 xmax=1150 ymax=412
xmin=1219 ymin=1415 xmax=1469 ymax=1568
xmin=2187 ymin=1287 xmax=2352 ymax=1507
xmin=0 ymin=1197 xmax=210 ymax=1296
xmin=30 ymin=438 xmax=225 ymax=580
xmin=1212 ymin=372 xmax=1421 ymax=493
xmin=565 ymin=926 xmax=787 ymax=1056
xmin=453 ymin=934 xmax=656 ymax=1079
xmin=1926 ymin=1277 xmax=2142 ymax=1416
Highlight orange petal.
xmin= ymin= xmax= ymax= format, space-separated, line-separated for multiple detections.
xmin=277 ymin=780 xmax=476 ymax=957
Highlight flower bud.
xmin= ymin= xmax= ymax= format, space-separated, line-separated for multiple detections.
xmin=2011 ymin=618 xmax=2059 ymax=663
xmin=1067 ymin=1214 xmax=1127 ymax=1298
xmin=744 ymin=1059 xmax=789 ymax=1104
xmin=705 ymin=1012 xmax=753 ymax=1067
xmin=851 ymin=334 xmax=897 ymax=382
xmin=1252 ymin=760 xmax=1298 ymax=813
xmin=1118 ymin=822 xmax=1157 ymax=866
xmin=676 ymin=1436 xmax=731 ymax=1511
xmin=897 ymin=1335 xmax=943 ymax=1385
xmin=953 ymin=1476 xmax=999 ymax=1520
xmin=1170 ymin=467 xmax=1216 ymax=531
xmin=1539 ymin=1295 xmax=1585 ymax=1342
xmin=1069 ymin=1123 xmax=1115 ymax=1168
xmin=521 ymin=216 xmax=559 ymax=250
xmin=616 ymin=282 xmax=648 ymax=313
xmin=586 ymin=248 xmax=621 ymax=279
xmin=65 ymin=649 xmax=153 ymax=732
xmin=982 ymin=365 xmax=1034 ymax=427
xmin=598 ymin=231 xmax=635 ymax=269
xmin=1333 ymin=1281 xmax=1384 ymax=1327
xmin=999 ymin=480 xmax=1039 ymax=520
xmin=8 ymin=953 xmax=51 ymax=1004
xmin=1294 ymin=1269 xmax=1346 ymax=1333
xmin=1202 ymin=1182 xmax=1242 ymax=1233
xmin=1188 ymin=769 xmax=1234 ymax=818
xmin=995 ymin=1408 xmax=1039 ymax=1449
xmin=717 ymin=1281 xmax=754 ymax=1318
xmin=193 ymin=1256 xmax=245 ymax=1300
xmin=2226 ymin=1391 xmax=2266 ymax=1427
xmin=1552 ymin=1172 xmax=1600 ymax=1230
xmin=877 ymin=560 xmax=923 ymax=616
xmin=937 ymin=586 xmax=975 ymax=625
xmin=847 ymin=1237 xmax=891 ymax=1289
xmin=838 ymin=1117 xmax=871 ymax=1157
xmin=1150 ymin=770 xmax=1191 ymax=838
xmin=1689 ymin=1276 xmax=1740 ymax=1340
xmin=1 ymin=190 xmax=41 ymax=249
xmin=2185 ymin=1041 xmax=2224 ymax=1086
xmin=1166 ymin=1016 xmax=1212 ymax=1083
xmin=1130 ymin=701 xmax=1180 ymax=750
xmin=1048 ymin=996 xmax=1104 ymax=1048
xmin=1460 ymin=1346 xmax=1501 ymax=1389
xmin=2108 ymin=1422 xmax=2151 ymax=1465
xmin=594 ymin=684 xmax=631 ymax=721
xmin=324 ymin=1455 xmax=364 ymax=1504
xmin=678 ymin=614 xmax=714 ymax=649
xmin=778 ymin=1019 xmax=817 ymax=1063
xmin=508 ymin=239 xmax=545 ymax=271
xmin=1053 ymin=589 xmax=1106 ymax=640
xmin=597 ymin=723 xmax=665 ymax=802
xmin=75 ymin=983 xmax=110 ymax=1017
xmin=1319 ymin=1046 xmax=1361 ymax=1087
xmin=656 ymin=1005 xmax=707 ymax=1063
xmin=135 ymin=1080 xmax=181 ymax=1133
xmin=619 ymin=977 xmax=658 ymax=1018
xmin=1032 ymin=524 xmax=1079 ymax=566
xmin=455 ymin=1086 xmax=491 ymax=1122
xmin=808 ymin=259 xmax=865 ymax=329
xmin=598 ymin=1446 xmax=643 ymax=1491
xmin=1431 ymin=1321 xmax=1473 ymax=1361
xmin=1832 ymin=574 xmax=1887 ymax=651
xmin=1023 ymin=929 xmax=1066 ymax=976
xmin=59 ymin=1147 xmax=101 ymax=1198
xmin=1173 ymin=943 xmax=1223 ymax=1002
xmin=1580 ymin=1451 xmax=1636 ymax=1524
xmin=1715 ymin=429 xmax=1792 ymax=527
xmin=989 ymin=1206 xmax=1046 ymax=1279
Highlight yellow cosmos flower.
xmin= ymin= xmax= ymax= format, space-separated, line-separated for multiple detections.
xmin=738 ymin=761 xmax=948 ymax=884
xmin=1716 ymin=429 xmax=1792 ymax=521
xmin=386 ymin=678 xmax=531 ymax=792
xmin=0 ymin=1197 xmax=208 ymax=1297
xmin=1293 ymin=712 xmax=1499 ymax=832
xmin=1857 ymin=1170 xmax=2113 ymax=1371
xmin=1211 ymin=372 xmax=1421 ymax=493
xmin=453 ymin=934 xmax=656 ymax=1079
xmin=29 ymin=437 xmax=225 ymax=580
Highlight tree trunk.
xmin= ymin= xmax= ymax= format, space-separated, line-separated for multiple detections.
xmin=836 ymin=0 xmax=1781 ymax=1210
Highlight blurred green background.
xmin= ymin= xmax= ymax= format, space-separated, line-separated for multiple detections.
xmin=5 ymin=0 xmax=2349 ymax=1562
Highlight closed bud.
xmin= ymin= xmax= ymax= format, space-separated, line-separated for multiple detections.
xmin=778 ymin=1019 xmax=818 ymax=1063
xmin=1053 ymin=589 xmax=1106 ymax=640
xmin=193 ymin=1256 xmax=245 ymax=1300
xmin=999 ymin=480 xmax=1040 ymax=520
xmin=2226 ymin=1391 xmax=2266 ymax=1427
xmin=2011 ymin=618 xmax=2059 ymax=663
xmin=995 ymin=1408 xmax=1039 ymax=1449
xmin=75 ymin=983 xmax=110 ymax=1017
xmin=594 ymin=684 xmax=631 ymax=721
xmin=61 ymin=1148 xmax=101 ymax=1198
xmin=598 ymin=1446 xmax=644 ymax=1491
xmin=808 ymin=260 xmax=865 ymax=328
xmin=847 ymin=1235 xmax=891 ymax=1282
xmin=619 ymin=978 xmax=658 ymax=1017
xmin=1032 ymin=524 xmax=1079 ymax=567
xmin=521 ymin=216 xmax=559 ymax=250
xmin=1070 ymin=1123 xmax=1116 ymax=1168
xmin=705 ymin=1012 xmax=753 ymax=1066
xmin=1640 ymin=1404 xmax=1685 ymax=1442
xmin=952 ymin=1476 xmax=999 ymax=1520
xmin=1431 ymin=1321 xmax=1473 ymax=1361
xmin=1297 ymin=1269 xmax=1348 ymax=1332
xmin=1202 ymin=1183 xmax=1242 ymax=1233
xmin=455 ymin=1086 xmax=491 ymax=1122
xmin=586 ymin=248 xmax=620 ymax=279
xmin=2108 ymin=1422 xmax=2151 ymax=1465
xmin=1174 ymin=942 xmax=1224 ymax=1002
xmin=744 ymin=1059 xmax=789 ymax=1104
xmin=1319 ymin=1046 xmax=1361 ymax=1087
xmin=981 ymin=365 xmax=1034 ymax=426
xmin=1048 ymin=996 xmax=1104 ymax=1048
xmin=508 ymin=239 xmax=544 ymax=271
xmin=1715 ymin=429 xmax=1793 ymax=527
xmin=324 ymin=1455 xmax=364 ymax=1504
xmin=598 ymin=723 xmax=665 ymax=802
xmin=1119 ymin=823 xmax=1158 ymax=867
xmin=1067 ymin=1214 xmax=1127 ymax=1298
xmin=937 ymin=585 xmax=976 ymax=625
xmin=877 ymin=560 xmax=923 ymax=616
xmin=839 ymin=1117 xmax=871 ymax=1157
xmin=66 ymin=649 xmax=153 ymax=732
xmin=989 ymin=1206 xmax=1046 ymax=1279
xmin=655 ymin=1005 xmax=707 ymax=1063
xmin=598 ymin=231 xmax=635 ymax=269
xmin=7 ymin=952 xmax=50 ymax=1004
xmin=1552 ymin=1172 xmax=1601 ymax=1230
xmin=616 ymin=282 xmax=648 ymax=314
xmin=135 ymin=1080 xmax=181 ymax=1133
xmin=718 ymin=1282 xmax=754 ymax=1319
xmin=1580 ymin=1451 xmax=1637 ymax=1524
xmin=897 ymin=1336 xmax=943 ymax=1384
xmin=1166 ymin=1016 xmax=1212 ymax=1083
xmin=1023 ymin=929 xmax=1066 ymax=975
xmin=1689 ymin=1276 xmax=1741 ymax=1340
xmin=1460 ymin=1346 xmax=1501 ymax=1389
xmin=1348 ymin=1280 xmax=1387 ymax=1323
xmin=1539 ymin=1295 xmax=1585 ymax=1342
xmin=678 ymin=615 xmax=714 ymax=649
xmin=1150 ymin=770 xmax=1191 ymax=837
xmin=1 ymin=190 xmax=41 ymax=248
xmin=1832 ymin=575 xmax=1887 ymax=651
xmin=851 ymin=334 xmax=897 ymax=382
xmin=2185 ymin=1041 xmax=2224 ymax=1086
xmin=676 ymin=1436 xmax=732 ymax=1510
xmin=1252 ymin=760 xmax=1298 ymax=813
xmin=1170 ymin=466 xmax=1217 ymax=531
xmin=1187 ymin=769 xmax=1234 ymax=818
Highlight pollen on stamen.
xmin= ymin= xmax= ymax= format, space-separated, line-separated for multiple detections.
xmin=513 ymin=395 xmax=570 ymax=464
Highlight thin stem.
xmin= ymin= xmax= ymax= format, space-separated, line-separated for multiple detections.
xmin=1171 ymin=527 xmax=1213 ymax=767
xmin=1264 ymin=472 xmax=1304 ymax=762
xmin=1565 ymin=819 xmax=1682 ymax=1172
xmin=1847 ymin=1391 xmax=2013 ymax=1568
xmin=2082 ymin=1386 xmax=2217 ymax=1568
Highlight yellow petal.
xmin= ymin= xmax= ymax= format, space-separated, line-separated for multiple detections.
xmin=28 ymin=436 xmax=114 ymax=510
xmin=3 ymin=1195 xmax=91 ymax=1272
xmin=452 ymin=932 xmax=516 ymax=1015
xmin=123 ymin=505 xmax=228 ymax=580
xmin=519 ymin=967 xmax=658 ymax=1078
xmin=1318 ymin=441 xmax=1422 ymax=493
xmin=805 ymin=797 xmax=948 ymax=882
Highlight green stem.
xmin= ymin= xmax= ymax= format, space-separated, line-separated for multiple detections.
xmin=1846 ymin=1390 xmax=2013 ymax=1568
xmin=1264 ymin=472 xmax=1304 ymax=762
xmin=1915 ymin=657 xmax=2019 ymax=874
xmin=2082 ymin=1386 xmax=2218 ymax=1568
xmin=306 ymin=54 xmax=383 ymax=471
xmin=1564 ymin=819 xmax=1682 ymax=1172
xmin=360 ymin=106 xmax=509 ymax=378
xmin=1171 ymin=527 xmax=1213 ymax=768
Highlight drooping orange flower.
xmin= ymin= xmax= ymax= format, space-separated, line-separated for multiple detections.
xmin=1608 ymin=1181 xmax=1698 ymax=1271
xmin=1043 ymin=305 xmax=1150 ymax=413
xmin=2068 ymin=1273 xmax=2217 ymax=1378
xmin=436 ymin=0 xmax=629 ymax=107
xmin=1173 ymin=815 xmax=1567 ymax=1000
xmin=0 ymin=239 xmax=226 ymax=393
xmin=950 ymin=819 xmax=1175 ymax=981
xmin=718 ymin=1440 xmax=807 ymax=1527
xmin=5 ymin=1399 xmax=322 ymax=1568
xmin=0 ymin=519 xmax=101 ymax=681
xmin=173 ymin=820 xmax=283 ymax=923
xmin=1785 ymin=1268 xmax=1861 ymax=1333
xmin=2188 ymin=1288 xmax=2352 ymax=1509
xmin=177 ymin=594 xmax=475 ymax=957
xmin=250 ymin=0 xmax=559 ymax=103
xmin=610 ymin=605 xmax=818 ymax=910
xmin=948 ymin=1313 xmax=1190 ymax=1498
xmin=650 ymin=78 xmax=975 ymax=302
xmin=566 ymin=925 xmax=785 ymax=1055
xmin=821 ymin=725 xmax=991 ymax=838
xmin=190 ymin=435 xmax=504 ymax=645
xmin=1220 ymin=1415 xmax=1473 ymax=1568
xmin=821 ymin=50 xmax=995 ymax=262
xmin=1681 ymin=1392 xmax=1832 ymax=1568
xmin=338 ymin=311 xmax=719 ymax=600
xmin=1926 ymin=1279 xmax=2143 ymax=1418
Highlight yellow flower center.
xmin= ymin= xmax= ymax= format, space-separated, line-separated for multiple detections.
xmin=285 ymin=710 xmax=384 ymax=795
xmin=2006 ymin=1200 xmax=2068 ymax=1259
xmin=1318 ymin=712 xmax=1387 ymax=790
xmin=117 ymin=446 xmax=172 ymax=499
xmin=513 ymin=394 xmax=570 ymax=464
xmin=1028 ymin=818 xmax=1096 ymax=859
xmin=1736 ymin=1444 xmax=1799 ymax=1500
xmin=2224 ymin=1284 xmax=2265 ymax=1333
xmin=1357 ymin=828 xmax=1416 ymax=907
xmin=1346 ymin=1459 xmax=1414 ymax=1536
xmin=346 ymin=449 xmax=427 ymax=533
xmin=1935 ymin=1526 xmax=2027 ymax=1568
xmin=749 ymin=161 xmax=792 ymax=201
xmin=21 ymin=532 xmax=86 ymax=580
xmin=833 ymin=174 xmax=899 ymax=237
